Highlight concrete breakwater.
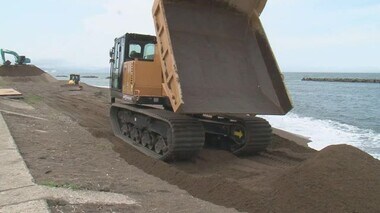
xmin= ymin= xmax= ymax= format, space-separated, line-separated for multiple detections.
xmin=82 ymin=75 xmax=99 ymax=78
xmin=302 ymin=77 xmax=380 ymax=83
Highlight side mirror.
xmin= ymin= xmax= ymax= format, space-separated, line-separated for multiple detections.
xmin=109 ymin=47 xmax=115 ymax=58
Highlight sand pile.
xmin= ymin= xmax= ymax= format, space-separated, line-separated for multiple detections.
xmin=272 ymin=144 xmax=380 ymax=213
xmin=0 ymin=65 xmax=57 ymax=83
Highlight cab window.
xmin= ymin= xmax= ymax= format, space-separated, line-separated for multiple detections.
xmin=129 ymin=44 xmax=142 ymax=58
xmin=143 ymin=44 xmax=155 ymax=60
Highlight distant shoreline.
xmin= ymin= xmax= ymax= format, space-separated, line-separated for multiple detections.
xmin=302 ymin=77 xmax=380 ymax=83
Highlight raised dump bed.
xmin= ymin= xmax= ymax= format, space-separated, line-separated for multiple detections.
xmin=153 ymin=0 xmax=292 ymax=115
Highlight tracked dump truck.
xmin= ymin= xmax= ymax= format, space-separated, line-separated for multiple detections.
xmin=109 ymin=0 xmax=292 ymax=161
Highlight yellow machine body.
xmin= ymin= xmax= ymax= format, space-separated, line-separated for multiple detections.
xmin=122 ymin=53 xmax=164 ymax=98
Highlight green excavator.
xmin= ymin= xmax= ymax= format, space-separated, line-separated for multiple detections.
xmin=0 ymin=49 xmax=31 ymax=65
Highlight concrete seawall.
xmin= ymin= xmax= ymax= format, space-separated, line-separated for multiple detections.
xmin=302 ymin=77 xmax=380 ymax=83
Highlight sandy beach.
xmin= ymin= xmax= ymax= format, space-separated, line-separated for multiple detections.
xmin=1 ymin=65 xmax=379 ymax=213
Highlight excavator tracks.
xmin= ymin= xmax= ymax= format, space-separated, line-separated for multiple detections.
xmin=110 ymin=103 xmax=205 ymax=161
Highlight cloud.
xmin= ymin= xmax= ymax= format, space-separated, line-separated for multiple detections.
xmin=22 ymin=0 xmax=156 ymax=69
xmin=3 ymin=0 xmax=378 ymax=72
xmin=83 ymin=0 xmax=155 ymax=36
xmin=56 ymin=0 xmax=156 ymax=68
xmin=261 ymin=0 xmax=380 ymax=70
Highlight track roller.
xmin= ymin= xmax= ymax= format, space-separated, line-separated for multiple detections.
xmin=110 ymin=103 xmax=205 ymax=161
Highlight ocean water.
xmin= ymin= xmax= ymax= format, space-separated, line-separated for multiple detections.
xmin=263 ymin=72 xmax=380 ymax=159
xmin=52 ymin=71 xmax=380 ymax=159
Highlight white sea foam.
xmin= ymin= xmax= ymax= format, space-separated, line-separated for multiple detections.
xmin=261 ymin=113 xmax=380 ymax=159
xmin=94 ymin=85 xmax=110 ymax=88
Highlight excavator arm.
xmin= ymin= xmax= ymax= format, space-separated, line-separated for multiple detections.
xmin=0 ymin=49 xmax=7 ymax=65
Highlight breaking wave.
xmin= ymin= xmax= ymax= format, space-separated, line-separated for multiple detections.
xmin=261 ymin=113 xmax=380 ymax=159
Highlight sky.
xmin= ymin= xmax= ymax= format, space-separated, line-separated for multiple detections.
xmin=0 ymin=0 xmax=379 ymax=73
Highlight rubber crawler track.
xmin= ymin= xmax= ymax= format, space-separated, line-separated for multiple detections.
xmin=229 ymin=116 xmax=273 ymax=155
xmin=110 ymin=103 xmax=205 ymax=161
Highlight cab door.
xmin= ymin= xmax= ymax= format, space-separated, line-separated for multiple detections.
xmin=110 ymin=37 xmax=125 ymax=92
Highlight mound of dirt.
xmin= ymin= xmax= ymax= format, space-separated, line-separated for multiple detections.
xmin=0 ymin=65 xmax=57 ymax=83
xmin=272 ymin=144 xmax=380 ymax=213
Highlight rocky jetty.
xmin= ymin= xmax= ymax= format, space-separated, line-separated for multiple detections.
xmin=302 ymin=77 xmax=380 ymax=83
xmin=81 ymin=75 xmax=98 ymax=79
